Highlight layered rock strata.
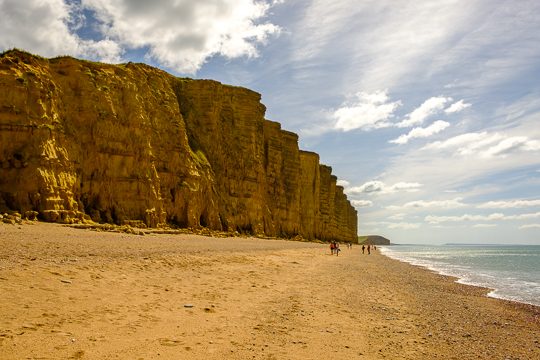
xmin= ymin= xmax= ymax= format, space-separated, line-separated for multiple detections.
xmin=0 ymin=50 xmax=357 ymax=242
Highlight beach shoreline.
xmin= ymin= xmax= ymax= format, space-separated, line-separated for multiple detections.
xmin=380 ymin=245 xmax=540 ymax=309
xmin=1 ymin=222 xmax=539 ymax=359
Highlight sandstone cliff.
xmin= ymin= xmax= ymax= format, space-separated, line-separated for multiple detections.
xmin=0 ymin=50 xmax=357 ymax=242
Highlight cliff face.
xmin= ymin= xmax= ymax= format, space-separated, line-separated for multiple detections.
xmin=0 ymin=50 xmax=357 ymax=242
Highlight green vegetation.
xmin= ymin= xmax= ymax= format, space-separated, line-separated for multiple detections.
xmin=186 ymin=134 xmax=210 ymax=167
xmin=190 ymin=148 xmax=210 ymax=167
xmin=357 ymin=236 xmax=369 ymax=244
xmin=1 ymin=48 xmax=47 ymax=60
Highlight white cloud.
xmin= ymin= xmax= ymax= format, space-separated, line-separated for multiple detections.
xmin=0 ymin=0 xmax=280 ymax=73
xmin=387 ymin=222 xmax=421 ymax=230
xmin=290 ymin=0 xmax=540 ymax=96
xmin=347 ymin=181 xmax=384 ymax=194
xmin=390 ymin=182 xmax=423 ymax=193
xmin=423 ymin=131 xmax=540 ymax=158
xmin=444 ymin=99 xmax=471 ymax=114
xmin=0 ymin=0 xmax=122 ymax=62
xmin=507 ymin=212 xmax=540 ymax=221
xmin=351 ymin=200 xmax=373 ymax=208
xmin=519 ymin=224 xmax=540 ymax=229
xmin=425 ymin=212 xmax=540 ymax=224
xmin=473 ymin=224 xmax=497 ymax=228
xmin=333 ymin=90 xmax=401 ymax=131
xmin=388 ymin=213 xmax=406 ymax=221
xmin=482 ymin=136 xmax=540 ymax=158
xmin=82 ymin=0 xmax=281 ymax=73
xmin=346 ymin=181 xmax=422 ymax=195
xmin=478 ymin=199 xmax=540 ymax=209
xmin=295 ymin=0 xmax=486 ymax=91
xmin=336 ymin=179 xmax=350 ymax=187
xmin=425 ymin=213 xmax=505 ymax=224
xmin=364 ymin=220 xmax=420 ymax=229
xmin=397 ymin=96 xmax=452 ymax=128
xmin=427 ymin=2 xmax=540 ymax=92
xmin=388 ymin=198 xmax=465 ymax=210
xmin=390 ymin=120 xmax=450 ymax=145
xmin=78 ymin=39 xmax=122 ymax=63
xmin=423 ymin=132 xmax=499 ymax=154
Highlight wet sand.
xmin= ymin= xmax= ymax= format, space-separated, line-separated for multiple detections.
xmin=0 ymin=222 xmax=539 ymax=359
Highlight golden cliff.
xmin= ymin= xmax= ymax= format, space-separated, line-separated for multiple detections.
xmin=0 ymin=50 xmax=357 ymax=242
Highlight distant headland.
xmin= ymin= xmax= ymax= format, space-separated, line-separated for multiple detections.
xmin=358 ymin=235 xmax=391 ymax=245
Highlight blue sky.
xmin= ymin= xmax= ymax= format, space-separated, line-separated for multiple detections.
xmin=2 ymin=0 xmax=540 ymax=244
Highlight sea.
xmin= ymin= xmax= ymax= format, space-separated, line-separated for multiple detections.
xmin=380 ymin=244 xmax=540 ymax=307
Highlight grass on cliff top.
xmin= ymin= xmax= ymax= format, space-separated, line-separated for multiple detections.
xmin=1 ymin=48 xmax=102 ymax=69
xmin=1 ymin=48 xmax=48 ymax=61
xmin=2 ymin=49 xmax=259 ymax=97
xmin=175 ymin=76 xmax=260 ymax=94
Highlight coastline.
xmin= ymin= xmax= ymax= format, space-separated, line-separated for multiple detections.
xmin=380 ymin=245 xmax=540 ymax=308
xmin=1 ymin=222 xmax=539 ymax=359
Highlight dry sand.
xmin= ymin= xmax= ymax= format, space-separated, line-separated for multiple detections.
xmin=0 ymin=222 xmax=539 ymax=359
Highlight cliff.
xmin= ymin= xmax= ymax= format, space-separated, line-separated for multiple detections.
xmin=0 ymin=50 xmax=357 ymax=242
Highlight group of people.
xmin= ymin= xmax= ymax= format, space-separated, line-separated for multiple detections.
xmin=329 ymin=241 xmax=353 ymax=255
xmin=329 ymin=241 xmax=340 ymax=255
xmin=329 ymin=242 xmax=376 ymax=255
xmin=361 ymin=244 xmax=376 ymax=254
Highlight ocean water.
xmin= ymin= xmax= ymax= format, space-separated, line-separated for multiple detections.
xmin=380 ymin=244 xmax=540 ymax=307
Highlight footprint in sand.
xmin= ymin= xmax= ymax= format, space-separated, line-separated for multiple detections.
xmin=69 ymin=350 xmax=85 ymax=359
xmin=159 ymin=338 xmax=183 ymax=346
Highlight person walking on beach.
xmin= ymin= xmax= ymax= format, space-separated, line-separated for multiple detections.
xmin=362 ymin=244 xmax=365 ymax=254
xmin=367 ymin=245 xmax=371 ymax=255
xmin=335 ymin=242 xmax=340 ymax=256
xmin=330 ymin=241 xmax=335 ymax=255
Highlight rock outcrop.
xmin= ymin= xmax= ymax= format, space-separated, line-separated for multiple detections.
xmin=0 ymin=50 xmax=357 ymax=242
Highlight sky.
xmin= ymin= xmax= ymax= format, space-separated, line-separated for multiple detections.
xmin=1 ymin=0 xmax=540 ymax=244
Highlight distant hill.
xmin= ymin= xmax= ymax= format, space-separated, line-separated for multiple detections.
xmin=358 ymin=235 xmax=391 ymax=245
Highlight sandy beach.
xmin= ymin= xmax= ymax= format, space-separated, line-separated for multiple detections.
xmin=1 ymin=223 xmax=539 ymax=359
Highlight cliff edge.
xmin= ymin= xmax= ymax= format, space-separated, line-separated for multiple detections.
xmin=0 ymin=50 xmax=357 ymax=242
